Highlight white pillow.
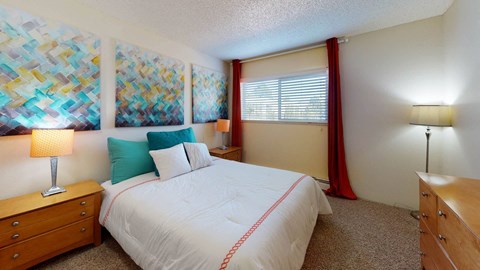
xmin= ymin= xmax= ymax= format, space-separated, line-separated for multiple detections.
xmin=149 ymin=144 xmax=191 ymax=181
xmin=183 ymin=142 xmax=212 ymax=170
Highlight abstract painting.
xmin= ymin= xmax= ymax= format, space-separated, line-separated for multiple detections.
xmin=0 ymin=5 xmax=101 ymax=136
xmin=115 ymin=41 xmax=184 ymax=127
xmin=192 ymin=65 xmax=227 ymax=123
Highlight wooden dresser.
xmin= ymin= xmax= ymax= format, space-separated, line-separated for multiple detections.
xmin=0 ymin=180 xmax=103 ymax=269
xmin=209 ymin=146 xmax=242 ymax=162
xmin=417 ymin=172 xmax=480 ymax=270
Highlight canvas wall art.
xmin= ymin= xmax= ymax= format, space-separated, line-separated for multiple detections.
xmin=0 ymin=5 xmax=101 ymax=136
xmin=115 ymin=41 xmax=184 ymax=127
xmin=192 ymin=65 xmax=227 ymax=123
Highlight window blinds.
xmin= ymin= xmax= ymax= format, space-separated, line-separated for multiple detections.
xmin=241 ymin=71 xmax=328 ymax=123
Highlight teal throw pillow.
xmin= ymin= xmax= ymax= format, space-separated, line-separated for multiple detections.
xmin=107 ymin=137 xmax=156 ymax=184
xmin=147 ymin=127 xmax=197 ymax=176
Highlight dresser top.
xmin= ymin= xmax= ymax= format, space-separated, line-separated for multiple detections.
xmin=417 ymin=172 xmax=480 ymax=238
xmin=0 ymin=180 xmax=104 ymax=219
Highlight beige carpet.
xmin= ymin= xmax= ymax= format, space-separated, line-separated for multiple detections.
xmin=34 ymin=196 xmax=419 ymax=270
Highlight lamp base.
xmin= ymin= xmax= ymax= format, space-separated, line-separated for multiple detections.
xmin=410 ymin=210 xmax=420 ymax=220
xmin=42 ymin=185 xmax=66 ymax=197
xmin=217 ymin=145 xmax=228 ymax=150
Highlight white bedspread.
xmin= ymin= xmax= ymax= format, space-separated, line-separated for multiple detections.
xmin=100 ymin=158 xmax=332 ymax=270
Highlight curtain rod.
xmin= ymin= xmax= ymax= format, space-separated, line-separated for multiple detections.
xmin=239 ymin=37 xmax=349 ymax=64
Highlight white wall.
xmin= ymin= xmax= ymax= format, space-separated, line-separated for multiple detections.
xmin=441 ymin=0 xmax=480 ymax=178
xmin=340 ymin=17 xmax=445 ymax=209
xmin=0 ymin=0 xmax=228 ymax=199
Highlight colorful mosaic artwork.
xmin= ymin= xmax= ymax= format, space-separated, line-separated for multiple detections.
xmin=192 ymin=65 xmax=227 ymax=123
xmin=0 ymin=5 xmax=101 ymax=136
xmin=115 ymin=42 xmax=184 ymax=127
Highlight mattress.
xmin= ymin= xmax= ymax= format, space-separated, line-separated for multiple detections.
xmin=100 ymin=158 xmax=332 ymax=270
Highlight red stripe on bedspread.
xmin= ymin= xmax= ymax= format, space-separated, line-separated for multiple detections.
xmin=219 ymin=174 xmax=309 ymax=270
xmin=101 ymin=178 xmax=159 ymax=226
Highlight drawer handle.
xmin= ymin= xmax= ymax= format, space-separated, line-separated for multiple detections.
xmin=12 ymin=253 xmax=20 ymax=260
xmin=80 ymin=211 xmax=86 ymax=216
xmin=80 ymin=227 xmax=86 ymax=232
xmin=438 ymin=234 xmax=446 ymax=241
xmin=11 ymin=221 xmax=20 ymax=227
xmin=11 ymin=233 xmax=19 ymax=239
xmin=438 ymin=210 xmax=446 ymax=217
xmin=421 ymin=213 xmax=428 ymax=219
xmin=419 ymin=229 xmax=425 ymax=234
xmin=421 ymin=192 xmax=429 ymax=197
xmin=419 ymin=252 xmax=426 ymax=257
xmin=80 ymin=201 xmax=87 ymax=206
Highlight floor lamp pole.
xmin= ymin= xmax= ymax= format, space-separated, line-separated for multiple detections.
xmin=425 ymin=126 xmax=431 ymax=173
xmin=411 ymin=126 xmax=432 ymax=220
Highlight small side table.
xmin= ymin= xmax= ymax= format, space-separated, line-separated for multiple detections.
xmin=0 ymin=180 xmax=103 ymax=269
xmin=209 ymin=146 xmax=242 ymax=162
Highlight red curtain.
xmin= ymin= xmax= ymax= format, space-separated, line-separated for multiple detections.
xmin=231 ymin=59 xmax=242 ymax=147
xmin=325 ymin=38 xmax=357 ymax=200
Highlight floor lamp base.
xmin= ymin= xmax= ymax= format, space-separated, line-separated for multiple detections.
xmin=410 ymin=210 xmax=420 ymax=220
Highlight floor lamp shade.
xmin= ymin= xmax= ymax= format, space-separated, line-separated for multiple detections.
xmin=409 ymin=105 xmax=452 ymax=127
xmin=30 ymin=129 xmax=74 ymax=197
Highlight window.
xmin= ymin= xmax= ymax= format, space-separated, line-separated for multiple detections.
xmin=241 ymin=71 xmax=328 ymax=123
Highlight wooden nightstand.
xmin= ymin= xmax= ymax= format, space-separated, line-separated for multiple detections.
xmin=209 ymin=146 xmax=242 ymax=162
xmin=0 ymin=180 xmax=103 ymax=269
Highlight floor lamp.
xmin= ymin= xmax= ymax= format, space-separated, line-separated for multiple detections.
xmin=409 ymin=105 xmax=452 ymax=219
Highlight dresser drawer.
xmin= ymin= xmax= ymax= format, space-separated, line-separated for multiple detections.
xmin=420 ymin=236 xmax=438 ymax=270
xmin=419 ymin=180 xmax=437 ymax=235
xmin=437 ymin=200 xmax=480 ymax=270
xmin=0 ymin=196 xmax=94 ymax=235
xmin=420 ymin=220 xmax=455 ymax=270
xmin=0 ymin=204 xmax=94 ymax=248
xmin=0 ymin=217 xmax=94 ymax=269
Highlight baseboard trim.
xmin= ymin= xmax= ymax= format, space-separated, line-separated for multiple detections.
xmin=312 ymin=177 xmax=330 ymax=190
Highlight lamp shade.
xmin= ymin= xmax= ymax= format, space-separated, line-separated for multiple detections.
xmin=30 ymin=129 xmax=74 ymax=157
xmin=409 ymin=105 xmax=452 ymax=127
xmin=216 ymin=119 xmax=230 ymax=132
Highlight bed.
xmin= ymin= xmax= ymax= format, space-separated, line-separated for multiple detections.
xmin=100 ymin=157 xmax=332 ymax=270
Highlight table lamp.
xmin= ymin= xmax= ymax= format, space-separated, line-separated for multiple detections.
xmin=216 ymin=119 xmax=230 ymax=150
xmin=30 ymin=129 xmax=74 ymax=197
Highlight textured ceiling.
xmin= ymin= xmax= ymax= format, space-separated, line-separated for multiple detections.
xmin=75 ymin=0 xmax=454 ymax=60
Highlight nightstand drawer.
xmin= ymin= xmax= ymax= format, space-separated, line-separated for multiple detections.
xmin=0 ymin=196 xmax=94 ymax=235
xmin=223 ymin=151 xmax=241 ymax=161
xmin=209 ymin=147 xmax=242 ymax=162
xmin=0 ymin=203 xmax=94 ymax=248
xmin=0 ymin=217 xmax=94 ymax=269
